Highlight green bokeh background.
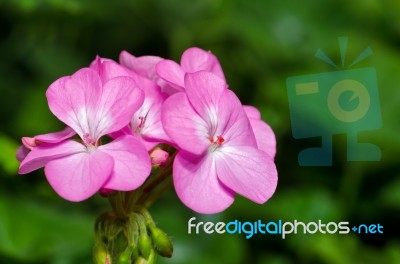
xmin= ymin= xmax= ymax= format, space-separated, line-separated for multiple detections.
xmin=0 ymin=0 xmax=399 ymax=263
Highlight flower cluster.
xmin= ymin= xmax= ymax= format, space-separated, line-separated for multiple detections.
xmin=17 ymin=47 xmax=278 ymax=214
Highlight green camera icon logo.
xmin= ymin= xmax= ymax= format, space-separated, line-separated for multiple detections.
xmin=286 ymin=38 xmax=382 ymax=166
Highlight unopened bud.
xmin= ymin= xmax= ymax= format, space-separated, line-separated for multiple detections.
xmin=116 ymin=247 xmax=131 ymax=264
xmin=134 ymin=249 xmax=156 ymax=264
xmin=93 ymin=242 xmax=112 ymax=264
xmin=114 ymin=229 xmax=129 ymax=256
xmin=150 ymin=148 xmax=169 ymax=166
xmin=138 ymin=232 xmax=152 ymax=260
xmin=129 ymin=242 xmax=139 ymax=261
xmin=148 ymin=224 xmax=173 ymax=258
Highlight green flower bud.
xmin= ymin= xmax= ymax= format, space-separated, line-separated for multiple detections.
xmin=138 ymin=232 xmax=152 ymax=260
xmin=148 ymin=224 xmax=173 ymax=258
xmin=114 ymin=228 xmax=129 ymax=256
xmin=129 ymin=242 xmax=139 ymax=261
xmin=93 ymin=242 xmax=112 ymax=264
xmin=116 ymin=247 xmax=131 ymax=264
xmin=128 ymin=219 xmax=140 ymax=261
xmin=134 ymin=249 xmax=157 ymax=264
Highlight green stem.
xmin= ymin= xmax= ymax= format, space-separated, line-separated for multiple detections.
xmin=144 ymin=163 xmax=173 ymax=192
xmin=126 ymin=189 xmax=142 ymax=213
xmin=137 ymin=164 xmax=173 ymax=205
xmin=108 ymin=191 xmax=126 ymax=218
xmin=134 ymin=206 xmax=155 ymax=226
xmin=144 ymin=178 xmax=173 ymax=208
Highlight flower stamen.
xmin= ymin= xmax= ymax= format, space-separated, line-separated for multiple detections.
xmin=135 ymin=114 xmax=148 ymax=134
xmin=209 ymin=135 xmax=225 ymax=152
xmin=83 ymin=133 xmax=96 ymax=147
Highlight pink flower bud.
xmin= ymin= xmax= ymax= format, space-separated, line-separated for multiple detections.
xmin=150 ymin=148 xmax=169 ymax=166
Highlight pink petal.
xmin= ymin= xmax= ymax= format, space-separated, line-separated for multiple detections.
xmin=94 ymin=58 xmax=163 ymax=100
xmin=162 ymin=93 xmax=209 ymax=155
xmin=248 ymin=118 xmax=277 ymax=158
xmin=95 ymin=59 xmax=136 ymax=84
xmin=180 ymin=47 xmax=225 ymax=80
xmin=243 ymin=105 xmax=276 ymax=156
xmin=35 ymin=126 xmax=76 ymax=143
xmin=45 ymin=150 xmax=114 ymax=202
xmin=140 ymin=140 xmax=159 ymax=151
xmin=46 ymin=68 xmax=103 ymax=137
xmin=132 ymin=86 xmax=170 ymax=146
xmin=16 ymin=145 xmax=30 ymax=162
xmin=46 ymin=68 xmax=144 ymax=140
xmin=184 ymin=71 xmax=227 ymax=121
xmin=99 ymin=136 xmax=151 ymax=191
xmin=133 ymin=72 xmax=163 ymax=96
xmin=243 ymin=105 xmax=261 ymax=119
xmin=119 ymin=51 xmax=176 ymax=94
xmin=119 ymin=51 xmax=163 ymax=81
xmin=108 ymin=126 xmax=131 ymax=139
xmin=173 ymin=151 xmax=234 ymax=214
xmin=96 ymin=76 xmax=144 ymax=136
xmin=19 ymin=140 xmax=86 ymax=174
xmin=216 ymin=146 xmax=277 ymax=204
xmin=89 ymin=56 xmax=115 ymax=76
xmin=156 ymin=60 xmax=185 ymax=90
xmin=215 ymin=89 xmax=257 ymax=148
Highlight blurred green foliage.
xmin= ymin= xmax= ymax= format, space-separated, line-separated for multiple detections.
xmin=0 ymin=0 xmax=399 ymax=263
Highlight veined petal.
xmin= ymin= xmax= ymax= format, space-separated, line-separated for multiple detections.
xmin=95 ymin=76 xmax=144 ymax=137
xmin=181 ymin=47 xmax=225 ymax=80
xmin=119 ymin=51 xmax=163 ymax=81
xmin=162 ymin=93 xmax=209 ymax=155
xmin=94 ymin=57 xmax=164 ymax=99
xmin=45 ymin=150 xmax=114 ymax=202
xmin=99 ymin=136 xmax=151 ymax=191
xmin=216 ymin=146 xmax=277 ymax=204
xmin=89 ymin=56 xmax=115 ymax=78
xmin=215 ymin=90 xmax=257 ymax=148
xmin=156 ymin=60 xmax=185 ymax=90
xmin=16 ymin=145 xmax=30 ymax=162
xmin=94 ymin=59 xmax=137 ymax=84
xmin=120 ymin=51 xmax=176 ymax=94
xmin=46 ymin=68 xmax=102 ymax=138
xmin=243 ymin=105 xmax=261 ymax=119
xmin=19 ymin=140 xmax=86 ymax=174
xmin=248 ymin=118 xmax=277 ymax=158
xmin=184 ymin=71 xmax=227 ymax=123
xmin=132 ymin=87 xmax=170 ymax=145
xmin=173 ymin=151 xmax=234 ymax=214
xmin=17 ymin=127 xmax=76 ymax=163
xmin=35 ymin=126 xmax=76 ymax=143
xmin=46 ymin=68 xmax=144 ymax=141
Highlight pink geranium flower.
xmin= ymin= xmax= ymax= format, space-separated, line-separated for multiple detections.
xmin=162 ymin=71 xmax=277 ymax=214
xmin=157 ymin=47 xmax=276 ymax=158
xmin=91 ymin=56 xmax=170 ymax=150
xmin=156 ymin=47 xmax=224 ymax=93
xmin=18 ymin=68 xmax=151 ymax=201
